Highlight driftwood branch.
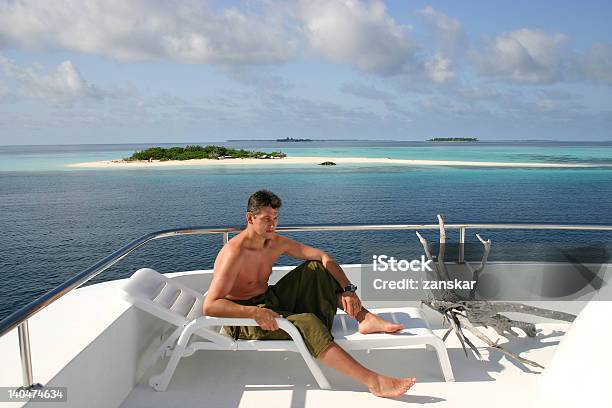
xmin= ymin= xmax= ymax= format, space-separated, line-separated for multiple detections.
xmin=436 ymin=214 xmax=450 ymax=281
xmin=470 ymin=233 xmax=491 ymax=299
xmin=457 ymin=315 xmax=544 ymax=369
xmin=416 ymin=214 xmax=576 ymax=369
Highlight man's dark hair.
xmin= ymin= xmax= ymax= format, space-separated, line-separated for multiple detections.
xmin=247 ymin=190 xmax=282 ymax=216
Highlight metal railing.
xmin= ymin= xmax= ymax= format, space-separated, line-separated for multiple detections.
xmin=1 ymin=222 xmax=612 ymax=388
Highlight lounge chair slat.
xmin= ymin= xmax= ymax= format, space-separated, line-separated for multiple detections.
xmin=148 ymin=281 xmax=165 ymax=301
xmin=170 ymin=292 xmax=198 ymax=318
xmin=153 ymin=284 xmax=181 ymax=309
xmin=186 ymin=297 xmax=203 ymax=321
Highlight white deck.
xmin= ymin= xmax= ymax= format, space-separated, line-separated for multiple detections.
xmin=121 ymin=323 xmax=568 ymax=408
xmin=0 ymin=264 xmax=597 ymax=407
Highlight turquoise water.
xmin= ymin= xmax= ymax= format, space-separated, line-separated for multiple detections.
xmin=0 ymin=151 xmax=135 ymax=171
xmin=2 ymin=141 xmax=612 ymax=171
xmin=283 ymin=144 xmax=612 ymax=164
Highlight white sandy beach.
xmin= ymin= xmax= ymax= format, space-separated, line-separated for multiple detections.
xmin=66 ymin=156 xmax=596 ymax=168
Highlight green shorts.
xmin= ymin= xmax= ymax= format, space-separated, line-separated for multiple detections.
xmin=223 ymin=260 xmax=341 ymax=358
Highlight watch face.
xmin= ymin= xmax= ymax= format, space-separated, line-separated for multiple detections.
xmin=339 ymin=284 xmax=357 ymax=293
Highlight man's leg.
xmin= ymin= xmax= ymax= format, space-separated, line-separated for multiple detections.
xmin=317 ymin=342 xmax=416 ymax=398
xmin=276 ymin=260 xmax=407 ymax=334
xmin=274 ymin=261 xmax=416 ymax=397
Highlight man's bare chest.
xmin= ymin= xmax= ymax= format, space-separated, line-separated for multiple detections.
xmin=235 ymin=248 xmax=280 ymax=281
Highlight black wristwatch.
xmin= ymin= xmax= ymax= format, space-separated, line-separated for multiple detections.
xmin=336 ymin=283 xmax=358 ymax=294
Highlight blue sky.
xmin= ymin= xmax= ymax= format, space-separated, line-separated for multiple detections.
xmin=0 ymin=0 xmax=611 ymax=144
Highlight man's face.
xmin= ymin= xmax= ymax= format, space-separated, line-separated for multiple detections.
xmin=247 ymin=206 xmax=279 ymax=238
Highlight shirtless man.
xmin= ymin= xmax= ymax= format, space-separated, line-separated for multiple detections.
xmin=203 ymin=190 xmax=416 ymax=398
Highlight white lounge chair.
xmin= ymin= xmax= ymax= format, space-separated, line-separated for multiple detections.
xmin=121 ymin=268 xmax=454 ymax=391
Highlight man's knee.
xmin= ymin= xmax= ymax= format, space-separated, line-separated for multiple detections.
xmin=302 ymin=260 xmax=341 ymax=303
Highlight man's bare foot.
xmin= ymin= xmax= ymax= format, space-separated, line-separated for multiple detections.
xmin=368 ymin=375 xmax=416 ymax=398
xmin=358 ymin=312 xmax=404 ymax=334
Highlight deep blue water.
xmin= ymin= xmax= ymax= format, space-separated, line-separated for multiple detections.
xmin=1 ymin=142 xmax=612 ymax=321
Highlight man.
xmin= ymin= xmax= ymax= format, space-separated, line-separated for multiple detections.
xmin=203 ymin=190 xmax=416 ymax=398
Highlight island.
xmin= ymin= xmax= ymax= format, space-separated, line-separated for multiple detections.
xmin=276 ymin=137 xmax=312 ymax=142
xmin=68 ymin=146 xmax=594 ymax=169
xmin=427 ymin=137 xmax=479 ymax=142
xmin=126 ymin=145 xmax=286 ymax=161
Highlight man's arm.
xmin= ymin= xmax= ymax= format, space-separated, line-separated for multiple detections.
xmin=282 ymin=237 xmax=350 ymax=287
xmin=281 ymin=236 xmax=362 ymax=317
xmin=203 ymin=247 xmax=281 ymax=330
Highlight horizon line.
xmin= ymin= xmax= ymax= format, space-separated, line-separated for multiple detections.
xmin=2 ymin=139 xmax=612 ymax=147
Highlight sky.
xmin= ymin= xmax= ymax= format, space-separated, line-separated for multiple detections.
xmin=0 ymin=0 xmax=611 ymax=145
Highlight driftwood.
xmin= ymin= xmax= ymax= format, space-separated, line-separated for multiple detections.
xmin=416 ymin=214 xmax=576 ymax=369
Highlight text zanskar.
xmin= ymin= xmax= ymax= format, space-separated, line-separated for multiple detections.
xmin=373 ymin=278 xmax=476 ymax=290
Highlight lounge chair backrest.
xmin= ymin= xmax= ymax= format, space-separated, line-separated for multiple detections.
xmin=122 ymin=268 xmax=203 ymax=326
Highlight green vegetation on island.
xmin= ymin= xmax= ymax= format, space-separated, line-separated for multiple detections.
xmin=126 ymin=145 xmax=287 ymax=161
xmin=276 ymin=137 xmax=312 ymax=142
xmin=427 ymin=137 xmax=479 ymax=142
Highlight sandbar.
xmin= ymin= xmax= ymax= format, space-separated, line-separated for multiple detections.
xmin=66 ymin=156 xmax=596 ymax=168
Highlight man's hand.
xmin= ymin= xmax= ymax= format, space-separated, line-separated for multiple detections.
xmin=341 ymin=292 xmax=362 ymax=318
xmin=253 ymin=307 xmax=281 ymax=331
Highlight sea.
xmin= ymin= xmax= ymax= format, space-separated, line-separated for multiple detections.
xmin=1 ymin=140 xmax=612 ymax=321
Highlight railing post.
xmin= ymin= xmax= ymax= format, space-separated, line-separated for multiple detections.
xmin=458 ymin=227 xmax=466 ymax=264
xmin=222 ymin=232 xmax=229 ymax=245
xmin=17 ymin=320 xmax=36 ymax=389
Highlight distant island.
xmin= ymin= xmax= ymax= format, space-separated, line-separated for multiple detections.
xmin=126 ymin=145 xmax=286 ymax=161
xmin=276 ymin=137 xmax=312 ymax=142
xmin=427 ymin=137 xmax=479 ymax=142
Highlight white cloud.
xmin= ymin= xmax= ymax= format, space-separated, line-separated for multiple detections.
xmin=0 ymin=56 xmax=106 ymax=103
xmin=0 ymin=0 xmax=296 ymax=66
xmin=415 ymin=6 xmax=466 ymax=84
xmin=416 ymin=6 xmax=468 ymax=84
xmin=0 ymin=55 xmax=202 ymax=110
xmin=298 ymin=0 xmax=416 ymax=75
xmin=471 ymin=29 xmax=569 ymax=84
xmin=416 ymin=5 xmax=467 ymax=55
xmin=424 ymin=53 xmax=455 ymax=83
xmin=470 ymin=28 xmax=612 ymax=86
